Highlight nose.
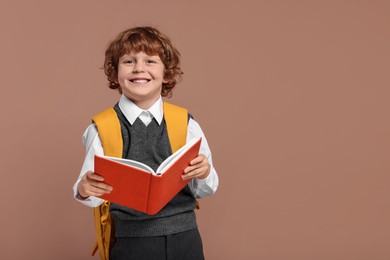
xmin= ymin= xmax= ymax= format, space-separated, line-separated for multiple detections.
xmin=133 ymin=61 xmax=145 ymax=73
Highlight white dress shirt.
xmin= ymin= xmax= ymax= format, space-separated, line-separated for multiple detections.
xmin=73 ymin=95 xmax=219 ymax=208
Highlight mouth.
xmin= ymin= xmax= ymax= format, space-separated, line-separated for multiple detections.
xmin=129 ymin=78 xmax=151 ymax=84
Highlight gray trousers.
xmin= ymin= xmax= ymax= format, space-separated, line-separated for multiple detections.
xmin=110 ymin=228 xmax=205 ymax=260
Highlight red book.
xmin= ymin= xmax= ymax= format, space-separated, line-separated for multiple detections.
xmin=94 ymin=137 xmax=201 ymax=215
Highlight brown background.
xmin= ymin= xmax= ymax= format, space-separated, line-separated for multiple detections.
xmin=1 ymin=1 xmax=389 ymax=259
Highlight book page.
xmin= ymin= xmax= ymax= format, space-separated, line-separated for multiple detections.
xmin=104 ymin=156 xmax=156 ymax=174
xmin=156 ymin=137 xmax=201 ymax=174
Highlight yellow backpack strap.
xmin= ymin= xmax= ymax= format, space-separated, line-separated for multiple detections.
xmin=91 ymin=201 xmax=111 ymax=260
xmin=91 ymin=108 xmax=123 ymax=260
xmin=163 ymin=102 xmax=188 ymax=153
xmin=92 ymin=108 xmax=123 ymax=158
xmin=163 ymin=102 xmax=200 ymax=209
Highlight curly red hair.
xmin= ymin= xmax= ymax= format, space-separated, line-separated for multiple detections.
xmin=103 ymin=26 xmax=183 ymax=97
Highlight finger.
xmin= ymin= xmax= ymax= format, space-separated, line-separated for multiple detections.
xmin=86 ymin=188 xmax=107 ymax=197
xmin=184 ymin=165 xmax=192 ymax=174
xmin=86 ymin=171 xmax=105 ymax=181
xmin=78 ymin=186 xmax=104 ymax=198
xmin=84 ymin=183 xmax=112 ymax=196
xmin=90 ymin=181 xmax=113 ymax=192
xmin=184 ymin=164 xmax=202 ymax=174
xmin=190 ymin=154 xmax=206 ymax=165
xmin=182 ymin=167 xmax=205 ymax=180
xmin=92 ymin=184 xmax=112 ymax=194
xmin=186 ymin=160 xmax=209 ymax=174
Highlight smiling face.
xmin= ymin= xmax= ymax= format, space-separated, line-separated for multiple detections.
xmin=117 ymin=51 xmax=168 ymax=109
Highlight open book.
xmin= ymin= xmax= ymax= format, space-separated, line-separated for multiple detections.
xmin=94 ymin=137 xmax=202 ymax=215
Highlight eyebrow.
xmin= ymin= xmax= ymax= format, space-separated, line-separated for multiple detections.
xmin=120 ymin=54 xmax=162 ymax=61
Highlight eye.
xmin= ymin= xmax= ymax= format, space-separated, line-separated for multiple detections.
xmin=123 ymin=59 xmax=134 ymax=64
xmin=146 ymin=59 xmax=157 ymax=64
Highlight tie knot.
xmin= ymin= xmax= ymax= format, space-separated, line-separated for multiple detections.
xmin=139 ymin=111 xmax=153 ymax=126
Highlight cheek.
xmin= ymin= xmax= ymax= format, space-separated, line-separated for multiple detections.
xmin=117 ymin=69 xmax=126 ymax=82
xmin=116 ymin=71 xmax=127 ymax=87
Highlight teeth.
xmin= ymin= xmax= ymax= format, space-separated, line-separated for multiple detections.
xmin=131 ymin=79 xmax=149 ymax=83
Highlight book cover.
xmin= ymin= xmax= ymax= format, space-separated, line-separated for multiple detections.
xmin=94 ymin=137 xmax=201 ymax=215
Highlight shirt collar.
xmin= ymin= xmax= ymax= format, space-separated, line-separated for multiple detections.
xmin=118 ymin=94 xmax=164 ymax=125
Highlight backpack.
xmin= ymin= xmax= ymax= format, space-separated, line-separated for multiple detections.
xmin=90 ymin=101 xmax=198 ymax=260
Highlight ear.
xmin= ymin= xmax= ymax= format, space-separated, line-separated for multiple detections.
xmin=163 ymin=69 xmax=170 ymax=84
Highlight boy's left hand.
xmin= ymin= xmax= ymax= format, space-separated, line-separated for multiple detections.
xmin=182 ymin=154 xmax=210 ymax=180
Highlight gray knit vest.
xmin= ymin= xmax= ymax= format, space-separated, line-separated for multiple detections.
xmin=109 ymin=104 xmax=197 ymax=237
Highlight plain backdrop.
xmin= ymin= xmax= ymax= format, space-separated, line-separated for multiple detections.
xmin=1 ymin=1 xmax=389 ymax=259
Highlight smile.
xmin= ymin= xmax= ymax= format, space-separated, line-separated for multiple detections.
xmin=130 ymin=78 xmax=151 ymax=84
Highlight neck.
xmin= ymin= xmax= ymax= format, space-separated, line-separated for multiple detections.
xmin=126 ymin=96 xmax=160 ymax=110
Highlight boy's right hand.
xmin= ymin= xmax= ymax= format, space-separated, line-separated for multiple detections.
xmin=77 ymin=171 xmax=113 ymax=199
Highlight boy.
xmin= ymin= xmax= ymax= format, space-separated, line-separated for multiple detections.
xmin=73 ymin=26 xmax=219 ymax=260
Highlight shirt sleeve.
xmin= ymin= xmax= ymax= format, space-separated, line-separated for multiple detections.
xmin=186 ymin=118 xmax=219 ymax=199
xmin=72 ymin=123 xmax=105 ymax=207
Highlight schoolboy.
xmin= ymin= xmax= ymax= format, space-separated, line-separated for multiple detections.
xmin=73 ymin=26 xmax=219 ymax=260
